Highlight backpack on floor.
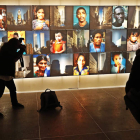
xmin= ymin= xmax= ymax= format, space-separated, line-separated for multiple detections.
xmin=124 ymin=88 xmax=140 ymax=124
xmin=38 ymin=89 xmax=62 ymax=112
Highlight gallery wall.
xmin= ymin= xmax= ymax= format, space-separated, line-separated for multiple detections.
xmin=1 ymin=0 xmax=136 ymax=93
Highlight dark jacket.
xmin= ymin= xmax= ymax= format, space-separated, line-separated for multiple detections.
xmin=0 ymin=43 xmax=25 ymax=77
xmin=125 ymin=53 xmax=140 ymax=93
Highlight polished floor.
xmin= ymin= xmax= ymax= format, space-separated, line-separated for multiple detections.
xmin=0 ymin=87 xmax=140 ymax=140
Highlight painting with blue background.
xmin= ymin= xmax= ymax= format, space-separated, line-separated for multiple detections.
xmin=73 ymin=6 xmax=89 ymax=26
xmin=112 ymin=30 xmax=126 ymax=46
xmin=111 ymin=53 xmax=126 ymax=73
xmin=26 ymin=31 xmax=33 ymax=47
xmin=0 ymin=31 xmax=7 ymax=43
xmin=34 ymin=31 xmax=50 ymax=49
xmin=99 ymin=7 xmax=104 ymax=24
xmin=7 ymin=6 xmax=31 ymax=24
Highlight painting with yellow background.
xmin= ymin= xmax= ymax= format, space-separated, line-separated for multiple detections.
xmin=8 ymin=31 xmax=25 ymax=44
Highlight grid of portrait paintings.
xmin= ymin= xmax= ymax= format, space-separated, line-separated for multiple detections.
xmin=0 ymin=5 xmax=139 ymax=78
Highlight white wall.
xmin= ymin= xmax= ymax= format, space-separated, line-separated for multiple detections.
xmin=2 ymin=0 xmax=132 ymax=93
xmin=0 ymin=0 xmax=138 ymax=5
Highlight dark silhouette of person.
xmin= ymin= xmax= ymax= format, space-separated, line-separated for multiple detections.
xmin=0 ymin=38 xmax=26 ymax=117
xmin=125 ymin=49 xmax=140 ymax=94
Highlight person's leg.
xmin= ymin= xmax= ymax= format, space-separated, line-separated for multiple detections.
xmin=0 ymin=79 xmax=5 ymax=98
xmin=5 ymin=79 xmax=18 ymax=105
xmin=5 ymin=79 xmax=24 ymax=108
xmin=0 ymin=79 xmax=6 ymax=117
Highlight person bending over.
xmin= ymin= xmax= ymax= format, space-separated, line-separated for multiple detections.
xmin=0 ymin=38 xmax=26 ymax=117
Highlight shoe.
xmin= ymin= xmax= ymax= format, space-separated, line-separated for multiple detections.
xmin=0 ymin=113 xmax=4 ymax=118
xmin=12 ymin=103 xmax=24 ymax=109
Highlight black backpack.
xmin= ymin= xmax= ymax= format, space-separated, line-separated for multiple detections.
xmin=38 ymin=89 xmax=62 ymax=112
xmin=124 ymin=88 xmax=140 ymax=124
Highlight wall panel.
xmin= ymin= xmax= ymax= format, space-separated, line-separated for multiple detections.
xmin=80 ymin=0 xmax=100 ymax=5
xmin=40 ymin=0 xmax=61 ymax=5
xmin=60 ymin=0 xmax=81 ymax=5
xmin=0 ymin=0 xmax=19 ymax=5
xmin=19 ymin=0 xmax=40 ymax=5
xmin=0 ymin=0 xmax=139 ymax=5
xmin=42 ymin=77 xmax=63 ymax=90
xmin=116 ymin=74 xmax=129 ymax=87
xmin=79 ymin=75 xmax=99 ymax=89
xmin=2 ymin=0 xmax=132 ymax=93
xmin=100 ymin=0 xmax=118 ymax=5
xmin=98 ymin=74 xmax=117 ymax=87
xmin=118 ymin=0 xmax=137 ymax=5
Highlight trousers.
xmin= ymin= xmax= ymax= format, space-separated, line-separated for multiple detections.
xmin=0 ymin=79 xmax=18 ymax=105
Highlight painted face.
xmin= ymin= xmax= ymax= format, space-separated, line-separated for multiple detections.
xmin=38 ymin=60 xmax=47 ymax=71
xmin=113 ymin=54 xmax=123 ymax=66
xmin=93 ymin=33 xmax=102 ymax=46
xmin=77 ymin=9 xmax=86 ymax=22
xmin=114 ymin=8 xmax=124 ymax=24
xmin=77 ymin=55 xmax=85 ymax=69
xmin=129 ymin=33 xmax=138 ymax=43
xmin=37 ymin=9 xmax=45 ymax=20
xmin=55 ymin=33 xmax=63 ymax=42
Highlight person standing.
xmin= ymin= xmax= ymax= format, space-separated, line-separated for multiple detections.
xmin=0 ymin=38 xmax=26 ymax=117
xmin=125 ymin=49 xmax=140 ymax=94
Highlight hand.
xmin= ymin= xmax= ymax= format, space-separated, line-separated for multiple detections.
xmin=55 ymin=51 xmax=61 ymax=53
xmin=50 ymin=40 xmax=53 ymax=43
xmin=0 ymin=24 xmax=3 ymax=28
xmin=50 ymin=40 xmax=53 ymax=46
xmin=19 ymin=44 xmax=26 ymax=52
xmin=117 ymin=64 xmax=121 ymax=73
xmin=45 ymin=20 xmax=49 ymax=27
xmin=35 ymin=25 xmax=43 ymax=30
xmin=56 ymin=41 xmax=61 ymax=44
xmin=20 ymin=44 xmax=26 ymax=49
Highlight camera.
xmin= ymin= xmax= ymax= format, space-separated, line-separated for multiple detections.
xmin=19 ymin=38 xmax=26 ymax=67
xmin=19 ymin=37 xmax=24 ymax=44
